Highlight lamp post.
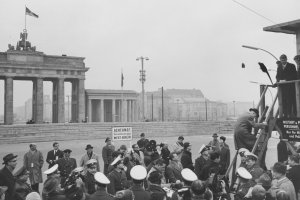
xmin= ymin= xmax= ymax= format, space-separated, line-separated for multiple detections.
xmin=242 ymin=45 xmax=278 ymax=61
xmin=233 ymin=101 xmax=236 ymax=117
xmin=136 ymin=56 xmax=149 ymax=121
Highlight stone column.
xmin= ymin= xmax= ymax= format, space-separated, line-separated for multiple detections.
xmin=122 ymin=99 xmax=127 ymax=122
xmin=100 ymin=99 xmax=104 ymax=122
xmin=71 ymin=80 xmax=78 ymax=123
xmin=112 ymin=99 xmax=116 ymax=122
xmin=52 ymin=78 xmax=65 ymax=123
xmin=32 ymin=78 xmax=44 ymax=124
xmin=4 ymin=77 xmax=13 ymax=125
xmin=128 ymin=100 xmax=132 ymax=122
xmin=88 ymin=99 xmax=92 ymax=122
xmin=78 ymin=79 xmax=85 ymax=123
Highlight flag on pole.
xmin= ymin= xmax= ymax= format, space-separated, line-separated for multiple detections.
xmin=121 ymin=72 xmax=124 ymax=87
xmin=26 ymin=7 xmax=39 ymax=18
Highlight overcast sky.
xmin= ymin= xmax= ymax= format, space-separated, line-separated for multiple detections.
xmin=0 ymin=0 xmax=300 ymax=110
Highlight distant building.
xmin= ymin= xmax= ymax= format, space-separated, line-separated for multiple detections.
xmin=145 ymin=89 xmax=227 ymax=121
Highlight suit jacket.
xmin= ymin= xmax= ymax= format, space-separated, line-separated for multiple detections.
xmin=56 ymin=157 xmax=77 ymax=185
xmin=181 ymin=150 xmax=194 ymax=170
xmin=165 ymin=161 xmax=183 ymax=183
xmin=0 ymin=166 xmax=16 ymax=200
xmin=107 ymin=169 xmax=128 ymax=195
xmin=46 ymin=149 xmax=64 ymax=168
xmin=276 ymin=62 xmax=297 ymax=82
xmin=102 ymin=145 xmax=115 ymax=165
xmin=131 ymin=184 xmax=151 ymax=200
xmin=89 ymin=188 xmax=114 ymax=200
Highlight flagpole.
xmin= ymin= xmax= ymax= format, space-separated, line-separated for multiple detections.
xmin=24 ymin=5 xmax=27 ymax=50
xmin=121 ymin=69 xmax=124 ymax=122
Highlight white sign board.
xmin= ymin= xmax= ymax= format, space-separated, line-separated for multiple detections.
xmin=112 ymin=127 xmax=132 ymax=141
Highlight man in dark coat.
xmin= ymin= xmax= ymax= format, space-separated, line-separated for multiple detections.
xmin=102 ymin=137 xmax=115 ymax=175
xmin=199 ymin=152 xmax=221 ymax=181
xmin=148 ymin=171 xmax=167 ymax=200
xmin=89 ymin=172 xmax=114 ymax=200
xmin=46 ymin=142 xmax=63 ymax=169
xmin=137 ymin=133 xmax=149 ymax=152
xmin=129 ymin=165 xmax=151 ymax=200
xmin=56 ymin=149 xmax=77 ymax=185
xmin=276 ymin=54 xmax=297 ymax=117
xmin=234 ymin=108 xmax=267 ymax=151
xmin=107 ymin=156 xmax=128 ymax=195
xmin=0 ymin=153 xmax=18 ymax=200
xmin=165 ymin=153 xmax=183 ymax=183
xmin=181 ymin=142 xmax=194 ymax=170
xmin=287 ymin=154 xmax=300 ymax=199
xmin=194 ymin=145 xmax=210 ymax=179
xmin=219 ymin=138 xmax=230 ymax=175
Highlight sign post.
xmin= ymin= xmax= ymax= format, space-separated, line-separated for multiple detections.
xmin=112 ymin=127 xmax=133 ymax=141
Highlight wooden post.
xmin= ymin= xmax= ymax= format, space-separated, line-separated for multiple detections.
xmin=260 ymin=85 xmax=266 ymax=117
xmin=278 ymin=85 xmax=283 ymax=117
xmin=295 ymin=82 xmax=300 ymax=117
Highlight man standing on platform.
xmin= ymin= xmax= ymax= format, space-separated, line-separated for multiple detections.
xmin=234 ymin=108 xmax=267 ymax=151
xmin=80 ymin=144 xmax=100 ymax=172
xmin=0 ymin=153 xmax=18 ymax=200
xmin=276 ymin=54 xmax=297 ymax=117
xmin=23 ymin=143 xmax=44 ymax=193
xmin=102 ymin=137 xmax=115 ymax=175
xmin=46 ymin=142 xmax=63 ymax=169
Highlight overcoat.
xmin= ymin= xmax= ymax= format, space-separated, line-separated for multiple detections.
xmin=23 ymin=150 xmax=44 ymax=184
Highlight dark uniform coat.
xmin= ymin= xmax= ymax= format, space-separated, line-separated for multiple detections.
xmin=0 ymin=166 xmax=16 ymax=200
xmin=148 ymin=184 xmax=167 ymax=200
xmin=107 ymin=169 xmax=128 ymax=195
xmin=276 ymin=62 xmax=297 ymax=117
xmin=234 ymin=112 xmax=265 ymax=151
xmin=89 ymin=188 xmax=114 ymax=200
xmin=56 ymin=157 xmax=77 ymax=185
xmin=286 ymin=165 xmax=300 ymax=195
xmin=199 ymin=160 xmax=221 ymax=181
xmin=181 ymin=150 xmax=194 ymax=170
xmin=194 ymin=156 xmax=209 ymax=179
xmin=102 ymin=145 xmax=115 ymax=175
xmin=137 ymin=138 xmax=150 ymax=151
xmin=219 ymin=146 xmax=230 ymax=175
xmin=166 ymin=161 xmax=183 ymax=183
xmin=46 ymin=149 xmax=63 ymax=168
xmin=14 ymin=179 xmax=32 ymax=200
xmin=131 ymin=184 xmax=151 ymax=200
xmin=83 ymin=171 xmax=96 ymax=194
xmin=246 ymin=164 xmax=264 ymax=182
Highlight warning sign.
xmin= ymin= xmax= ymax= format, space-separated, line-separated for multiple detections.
xmin=112 ymin=127 xmax=132 ymax=141
xmin=276 ymin=118 xmax=300 ymax=141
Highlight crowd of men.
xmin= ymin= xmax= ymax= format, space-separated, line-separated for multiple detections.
xmin=0 ymin=128 xmax=299 ymax=200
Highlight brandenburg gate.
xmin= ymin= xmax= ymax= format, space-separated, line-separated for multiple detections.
xmin=0 ymin=31 xmax=88 ymax=125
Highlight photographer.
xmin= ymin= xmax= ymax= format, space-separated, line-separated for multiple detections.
xmin=83 ymin=159 xmax=97 ymax=195
xmin=233 ymin=167 xmax=253 ymax=200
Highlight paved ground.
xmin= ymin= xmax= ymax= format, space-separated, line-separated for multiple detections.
xmin=0 ymin=133 xmax=280 ymax=182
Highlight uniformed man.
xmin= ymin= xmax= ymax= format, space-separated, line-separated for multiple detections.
xmin=238 ymin=148 xmax=249 ymax=168
xmin=89 ymin=172 xmax=114 ymax=200
xmin=195 ymin=145 xmax=210 ymax=179
xmin=178 ymin=168 xmax=198 ymax=200
xmin=102 ymin=137 xmax=115 ymax=175
xmin=56 ymin=149 xmax=77 ymax=185
xmin=129 ymin=165 xmax=151 ymax=200
xmin=208 ymin=133 xmax=221 ymax=153
xmin=107 ymin=155 xmax=128 ymax=195
xmin=233 ymin=167 xmax=253 ymax=200
xmin=83 ymin=159 xmax=97 ymax=194
xmin=42 ymin=164 xmax=62 ymax=200
xmin=244 ymin=152 xmax=264 ymax=182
